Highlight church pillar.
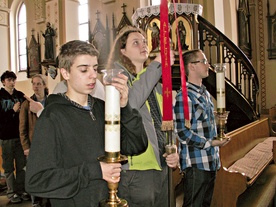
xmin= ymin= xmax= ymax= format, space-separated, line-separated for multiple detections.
xmin=0 ymin=0 xmax=10 ymax=75
xmin=61 ymin=0 xmax=79 ymax=42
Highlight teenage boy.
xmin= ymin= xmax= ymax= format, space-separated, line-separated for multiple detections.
xmin=0 ymin=70 xmax=30 ymax=204
xmin=174 ymin=49 xmax=230 ymax=206
xmin=25 ymin=40 xmax=147 ymax=207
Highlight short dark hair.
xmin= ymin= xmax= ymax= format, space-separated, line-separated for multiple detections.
xmin=1 ymin=70 xmax=17 ymax=82
xmin=58 ymin=40 xmax=99 ymax=72
xmin=182 ymin=49 xmax=202 ymax=76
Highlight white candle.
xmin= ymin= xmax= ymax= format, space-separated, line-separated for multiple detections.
xmin=105 ymin=85 xmax=120 ymax=152
xmin=216 ymin=71 xmax=225 ymax=109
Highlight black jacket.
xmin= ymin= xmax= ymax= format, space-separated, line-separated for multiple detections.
xmin=26 ymin=94 xmax=147 ymax=207
xmin=0 ymin=88 xmax=25 ymax=140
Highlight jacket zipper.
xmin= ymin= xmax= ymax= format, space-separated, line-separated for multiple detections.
xmin=89 ymin=111 xmax=96 ymax=121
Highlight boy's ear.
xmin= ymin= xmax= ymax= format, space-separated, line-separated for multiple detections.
xmin=60 ymin=68 xmax=69 ymax=80
xmin=188 ymin=62 xmax=195 ymax=72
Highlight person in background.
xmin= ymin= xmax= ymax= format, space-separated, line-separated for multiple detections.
xmin=174 ymin=49 xmax=230 ymax=207
xmin=25 ymin=40 xmax=148 ymax=207
xmin=19 ymin=74 xmax=49 ymax=207
xmin=106 ymin=26 xmax=178 ymax=207
xmin=0 ymin=70 xmax=30 ymax=204
xmin=29 ymin=60 xmax=105 ymax=117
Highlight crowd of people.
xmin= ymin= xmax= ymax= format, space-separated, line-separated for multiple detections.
xmin=0 ymin=26 xmax=230 ymax=207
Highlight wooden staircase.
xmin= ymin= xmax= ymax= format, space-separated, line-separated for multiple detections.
xmin=133 ymin=3 xmax=259 ymax=132
xmin=171 ymin=15 xmax=259 ymax=132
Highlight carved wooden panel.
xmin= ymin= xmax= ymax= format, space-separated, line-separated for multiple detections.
xmin=90 ymin=12 xmax=110 ymax=70
xmin=267 ymin=0 xmax=276 ymax=59
xmin=27 ymin=32 xmax=42 ymax=78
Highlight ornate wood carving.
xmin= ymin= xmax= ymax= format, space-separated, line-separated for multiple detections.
xmin=90 ymin=10 xmax=110 ymax=70
xmin=237 ymin=0 xmax=252 ymax=59
xmin=258 ymin=0 xmax=266 ymax=110
xmin=27 ymin=29 xmax=42 ymax=78
xmin=132 ymin=3 xmax=202 ymax=57
xmin=115 ymin=3 xmax=132 ymax=35
xmin=267 ymin=0 xmax=276 ymax=59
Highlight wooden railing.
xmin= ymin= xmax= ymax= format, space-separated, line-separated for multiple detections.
xmin=198 ymin=15 xmax=259 ymax=114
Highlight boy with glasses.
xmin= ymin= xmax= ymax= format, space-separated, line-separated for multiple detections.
xmin=174 ymin=49 xmax=230 ymax=207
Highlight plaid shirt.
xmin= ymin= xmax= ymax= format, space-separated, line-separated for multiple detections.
xmin=174 ymin=82 xmax=220 ymax=171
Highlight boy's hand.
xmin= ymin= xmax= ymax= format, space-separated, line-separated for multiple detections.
xmin=24 ymin=95 xmax=44 ymax=113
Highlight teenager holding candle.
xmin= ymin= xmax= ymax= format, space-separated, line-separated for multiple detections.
xmin=174 ymin=49 xmax=230 ymax=207
xmin=25 ymin=40 xmax=148 ymax=207
xmin=106 ymin=26 xmax=179 ymax=207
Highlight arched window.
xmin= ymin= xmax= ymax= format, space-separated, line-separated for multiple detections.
xmin=79 ymin=0 xmax=89 ymax=41
xmin=17 ymin=3 xmax=27 ymax=72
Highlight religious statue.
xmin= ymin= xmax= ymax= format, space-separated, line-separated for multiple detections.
xmin=176 ymin=20 xmax=189 ymax=50
xmin=148 ymin=22 xmax=160 ymax=52
xmin=41 ymin=22 xmax=55 ymax=61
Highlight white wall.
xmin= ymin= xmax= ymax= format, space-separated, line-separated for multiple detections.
xmin=213 ymin=1 xmax=225 ymax=34
xmin=64 ymin=0 xmax=79 ymax=42
xmin=0 ymin=20 xmax=10 ymax=74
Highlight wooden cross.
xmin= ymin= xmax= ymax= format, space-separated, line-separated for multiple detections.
xmin=96 ymin=10 xmax=100 ymax=20
xmin=31 ymin=28 xmax=35 ymax=36
xmin=121 ymin=3 xmax=127 ymax=13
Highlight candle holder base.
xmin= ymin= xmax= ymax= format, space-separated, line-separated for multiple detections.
xmin=99 ymin=195 xmax=128 ymax=207
xmin=214 ymin=134 xmax=228 ymax=141
xmin=214 ymin=111 xmax=230 ymax=141
xmin=98 ymin=153 xmax=128 ymax=164
xmin=98 ymin=152 xmax=128 ymax=207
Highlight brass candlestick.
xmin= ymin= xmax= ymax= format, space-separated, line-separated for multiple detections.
xmin=98 ymin=152 xmax=128 ymax=207
xmin=214 ymin=110 xmax=230 ymax=140
xmin=99 ymin=68 xmax=129 ymax=207
xmin=214 ymin=63 xmax=229 ymax=140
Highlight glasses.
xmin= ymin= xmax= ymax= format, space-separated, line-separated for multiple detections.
xmin=191 ymin=59 xmax=208 ymax=65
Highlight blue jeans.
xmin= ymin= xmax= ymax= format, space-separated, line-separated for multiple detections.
xmin=182 ymin=167 xmax=216 ymax=207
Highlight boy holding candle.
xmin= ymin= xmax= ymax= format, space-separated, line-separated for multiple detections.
xmin=174 ymin=49 xmax=230 ymax=207
xmin=25 ymin=40 xmax=148 ymax=207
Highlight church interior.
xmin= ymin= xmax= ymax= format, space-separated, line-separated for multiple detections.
xmin=0 ymin=0 xmax=276 ymax=206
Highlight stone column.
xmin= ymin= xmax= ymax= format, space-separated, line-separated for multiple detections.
xmin=0 ymin=0 xmax=10 ymax=75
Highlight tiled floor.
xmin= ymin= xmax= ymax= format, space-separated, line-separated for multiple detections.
xmin=0 ymin=197 xmax=31 ymax=207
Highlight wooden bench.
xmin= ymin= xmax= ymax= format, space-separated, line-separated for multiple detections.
xmin=211 ymin=118 xmax=276 ymax=207
xmin=269 ymin=105 xmax=276 ymax=136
